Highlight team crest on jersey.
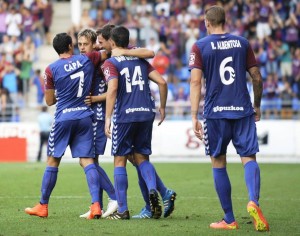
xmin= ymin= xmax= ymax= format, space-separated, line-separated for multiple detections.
xmin=103 ymin=67 xmax=110 ymax=79
xmin=189 ymin=53 xmax=195 ymax=65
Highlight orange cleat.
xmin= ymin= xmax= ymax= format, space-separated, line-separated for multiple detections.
xmin=210 ymin=220 xmax=238 ymax=230
xmin=247 ymin=201 xmax=269 ymax=231
xmin=87 ymin=202 xmax=102 ymax=219
xmin=25 ymin=203 xmax=48 ymax=218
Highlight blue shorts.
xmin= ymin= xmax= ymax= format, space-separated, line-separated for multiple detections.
xmin=204 ymin=115 xmax=259 ymax=158
xmin=47 ymin=116 xmax=95 ymax=158
xmin=112 ymin=120 xmax=154 ymax=156
xmin=93 ymin=120 xmax=107 ymax=155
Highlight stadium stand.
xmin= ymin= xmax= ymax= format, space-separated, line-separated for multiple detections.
xmin=1 ymin=0 xmax=300 ymax=122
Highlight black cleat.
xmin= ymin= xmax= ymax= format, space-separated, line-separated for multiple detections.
xmin=106 ymin=210 xmax=130 ymax=220
xmin=149 ymin=189 xmax=162 ymax=219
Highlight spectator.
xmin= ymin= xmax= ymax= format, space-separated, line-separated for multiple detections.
xmin=0 ymin=2 xmax=8 ymax=43
xmin=256 ymin=0 xmax=272 ymax=43
xmin=292 ymin=48 xmax=300 ymax=99
xmin=0 ymin=62 xmax=20 ymax=104
xmin=36 ymin=106 xmax=52 ymax=162
xmin=262 ymin=73 xmax=280 ymax=119
xmin=32 ymin=68 xmax=44 ymax=106
xmin=275 ymin=38 xmax=292 ymax=84
xmin=42 ymin=0 xmax=53 ymax=45
xmin=5 ymin=5 xmax=22 ymax=39
xmin=21 ymin=7 xmax=35 ymax=41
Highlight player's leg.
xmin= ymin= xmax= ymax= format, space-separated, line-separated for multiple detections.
xmin=129 ymin=155 xmax=152 ymax=219
xmin=72 ymin=117 xmax=102 ymax=219
xmin=25 ymin=156 xmax=60 ymax=217
xmin=93 ymin=121 xmax=117 ymax=217
xmin=106 ymin=122 xmax=132 ymax=220
xmin=133 ymin=121 xmax=162 ymax=219
xmin=107 ymin=155 xmax=130 ymax=219
xmin=80 ymin=158 xmax=102 ymax=219
xmin=233 ymin=115 xmax=269 ymax=231
xmin=206 ymin=119 xmax=238 ymax=230
xmin=25 ymin=120 xmax=69 ymax=218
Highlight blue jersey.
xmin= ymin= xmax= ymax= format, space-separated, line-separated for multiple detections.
xmin=91 ymin=66 xmax=106 ymax=121
xmin=44 ymin=52 xmax=102 ymax=122
xmin=189 ymin=33 xmax=257 ymax=119
xmin=102 ymin=56 xmax=155 ymax=123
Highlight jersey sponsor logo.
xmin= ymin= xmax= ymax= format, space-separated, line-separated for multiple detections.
xmin=62 ymin=106 xmax=88 ymax=113
xmin=125 ymin=107 xmax=150 ymax=114
xmin=64 ymin=60 xmax=83 ymax=72
xmin=211 ymin=40 xmax=242 ymax=50
xmin=189 ymin=53 xmax=195 ymax=65
xmin=213 ymin=105 xmax=244 ymax=112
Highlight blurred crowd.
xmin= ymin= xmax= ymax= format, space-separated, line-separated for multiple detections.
xmin=1 ymin=0 xmax=300 ymax=121
xmin=0 ymin=0 xmax=53 ymax=121
xmin=69 ymin=0 xmax=300 ymax=120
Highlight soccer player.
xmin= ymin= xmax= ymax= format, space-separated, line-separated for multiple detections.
xmin=98 ymin=24 xmax=176 ymax=219
xmin=76 ymin=28 xmax=118 ymax=219
xmin=102 ymin=26 xmax=169 ymax=220
xmin=24 ymin=33 xmax=104 ymax=219
xmin=189 ymin=5 xmax=269 ymax=231
xmin=77 ymin=27 xmax=158 ymax=219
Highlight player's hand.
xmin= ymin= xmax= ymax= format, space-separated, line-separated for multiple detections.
xmin=111 ymin=48 xmax=124 ymax=57
xmin=192 ymin=118 xmax=204 ymax=140
xmin=158 ymin=107 xmax=166 ymax=126
xmin=254 ymin=107 xmax=261 ymax=122
xmin=105 ymin=118 xmax=111 ymax=139
xmin=84 ymin=95 xmax=92 ymax=106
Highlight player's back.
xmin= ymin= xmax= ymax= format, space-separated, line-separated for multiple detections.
xmin=48 ymin=54 xmax=95 ymax=121
xmin=196 ymin=33 xmax=255 ymax=119
xmin=105 ymin=55 xmax=155 ymax=123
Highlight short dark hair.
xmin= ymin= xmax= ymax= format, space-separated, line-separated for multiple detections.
xmin=53 ymin=33 xmax=72 ymax=55
xmin=205 ymin=5 xmax=225 ymax=27
xmin=96 ymin=24 xmax=115 ymax=40
xmin=110 ymin=26 xmax=129 ymax=48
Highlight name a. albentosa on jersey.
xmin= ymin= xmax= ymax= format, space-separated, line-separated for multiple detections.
xmin=211 ymin=40 xmax=242 ymax=50
xmin=64 ymin=60 xmax=83 ymax=72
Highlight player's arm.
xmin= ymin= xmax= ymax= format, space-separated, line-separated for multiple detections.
xmin=45 ymin=89 xmax=56 ymax=106
xmin=102 ymin=61 xmax=118 ymax=138
xmin=105 ymin=80 xmax=117 ymax=138
xmin=148 ymin=70 xmax=167 ymax=126
xmin=247 ymin=44 xmax=263 ymax=122
xmin=248 ymin=66 xmax=263 ymax=122
xmin=190 ymin=68 xmax=204 ymax=140
xmin=44 ymin=68 xmax=57 ymax=106
xmin=111 ymin=47 xmax=155 ymax=58
xmin=84 ymin=93 xmax=106 ymax=106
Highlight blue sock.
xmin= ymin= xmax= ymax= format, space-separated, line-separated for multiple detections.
xmin=213 ymin=168 xmax=235 ymax=224
xmin=138 ymin=161 xmax=157 ymax=191
xmin=84 ymin=164 xmax=100 ymax=203
xmin=40 ymin=166 xmax=58 ymax=204
xmin=95 ymin=164 xmax=116 ymax=201
xmin=135 ymin=166 xmax=151 ymax=211
xmin=114 ymin=167 xmax=128 ymax=213
xmin=156 ymin=172 xmax=167 ymax=198
xmin=244 ymin=161 xmax=260 ymax=205
xmin=99 ymin=188 xmax=103 ymax=209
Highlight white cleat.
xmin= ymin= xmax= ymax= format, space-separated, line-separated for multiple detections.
xmin=102 ymin=199 xmax=118 ymax=218
xmin=80 ymin=208 xmax=104 ymax=218
xmin=79 ymin=208 xmax=91 ymax=218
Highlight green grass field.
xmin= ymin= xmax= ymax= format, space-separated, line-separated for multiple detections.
xmin=0 ymin=162 xmax=299 ymax=236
